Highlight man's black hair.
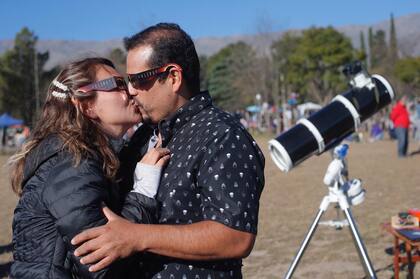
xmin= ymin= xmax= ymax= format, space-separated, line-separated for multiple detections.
xmin=124 ymin=23 xmax=200 ymax=94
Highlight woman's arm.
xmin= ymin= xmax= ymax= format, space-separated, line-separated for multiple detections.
xmin=120 ymin=146 xmax=170 ymax=224
xmin=121 ymin=191 xmax=158 ymax=224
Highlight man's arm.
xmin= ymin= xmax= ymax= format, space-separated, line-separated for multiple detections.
xmin=73 ymin=124 xmax=264 ymax=272
xmin=72 ymin=207 xmax=255 ymax=272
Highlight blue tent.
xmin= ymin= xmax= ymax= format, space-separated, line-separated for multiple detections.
xmin=0 ymin=113 xmax=23 ymax=128
xmin=246 ymin=105 xmax=261 ymax=113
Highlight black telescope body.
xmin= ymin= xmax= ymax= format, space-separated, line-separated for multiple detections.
xmin=268 ymin=73 xmax=394 ymax=172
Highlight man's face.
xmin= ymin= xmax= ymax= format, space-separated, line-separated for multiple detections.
xmin=126 ymin=46 xmax=174 ymax=124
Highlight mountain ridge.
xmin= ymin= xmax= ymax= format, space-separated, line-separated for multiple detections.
xmin=1 ymin=13 xmax=419 ymax=69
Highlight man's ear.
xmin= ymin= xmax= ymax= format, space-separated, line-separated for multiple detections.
xmin=72 ymin=97 xmax=98 ymax=119
xmin=168 ymin=66 xmax=183 ymax=93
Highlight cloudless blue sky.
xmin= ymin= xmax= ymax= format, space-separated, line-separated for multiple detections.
xmin=1 ymin=0 xmax=419 ymax=40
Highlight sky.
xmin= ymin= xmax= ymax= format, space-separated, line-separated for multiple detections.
xmin=1 ymin=0 xmax=420 ymax=41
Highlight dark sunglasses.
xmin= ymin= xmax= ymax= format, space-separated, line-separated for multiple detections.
xmin=77 ymin=76 xmax=128 ymax=93
xmin=127 ymin=65 xmax=179 ymax=89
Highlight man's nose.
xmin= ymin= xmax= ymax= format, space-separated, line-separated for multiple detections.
xmin=128 ymin=83 xmax=138 ymax=96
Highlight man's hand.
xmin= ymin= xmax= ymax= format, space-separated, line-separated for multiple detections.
xmin=71 ymin=207 xmax=138 ymax=272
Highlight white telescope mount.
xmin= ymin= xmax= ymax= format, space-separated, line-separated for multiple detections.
xmin=283 ymin=144 xmax=377 ymax=279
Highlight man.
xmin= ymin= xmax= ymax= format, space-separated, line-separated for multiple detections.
xmin=390 ymin=95 xmax=410 ymax=157
xmin=72 ymin=23 xmax=265 ymax=278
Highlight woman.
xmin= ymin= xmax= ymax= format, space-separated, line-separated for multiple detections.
xmin=9 ymin=57 xmax=169 ymax=278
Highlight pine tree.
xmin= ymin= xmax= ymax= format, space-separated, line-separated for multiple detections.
xmin=388 ymin=13 xmax=398 ymax=67
xmin=108 ymin=48 xmax=126 ymax=75
xmin=206 ymin=42 xmax=257 ymax=110
xmin=370 ymin=29 xmax=387 ymax=69
xmin=0 ymin=28 xmax=57 ymax=126
xmin=368 ymin=27 xmax=373 ymax=69
xmin=199 ymin=55 xmax=208 ymax=91
xmin=359 ymin=31 xmax=368 ymax=66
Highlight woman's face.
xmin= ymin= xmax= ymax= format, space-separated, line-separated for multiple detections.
xmin=89 ymin=65 xmax=142 ymax=138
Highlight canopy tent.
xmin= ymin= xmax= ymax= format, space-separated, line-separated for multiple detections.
xmin=297 ymin=102 xmax=322 ymax=117
xmin=0 ymin=113 xmax=23 ymax=128
xmin=246 ymin=105 xmax=261 ymax=113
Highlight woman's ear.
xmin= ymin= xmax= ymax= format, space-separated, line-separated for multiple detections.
xmin=72 ymin=97 xmax=98 ymax=119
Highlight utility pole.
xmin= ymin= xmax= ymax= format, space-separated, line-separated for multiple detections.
xmin=34 ymin=47 xmax=40 ymax=120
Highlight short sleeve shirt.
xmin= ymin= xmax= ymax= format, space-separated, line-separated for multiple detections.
xmin=144 ymin=92 xmax=265 ymax=278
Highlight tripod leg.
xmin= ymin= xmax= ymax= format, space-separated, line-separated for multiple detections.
xmin=284 ymin=208 xmax=326 ymax=279
xmin=342 ymin=207 xmax=377 ymax=279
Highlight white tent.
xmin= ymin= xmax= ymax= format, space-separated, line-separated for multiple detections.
xmin=297 ymin=102 xmax=322 ymax=117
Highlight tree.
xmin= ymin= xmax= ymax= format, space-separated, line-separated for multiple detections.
xmin=370 ymin=29 xmax=387 ymax=69
xmin=368 ymin=27 xmax=373 ymax=69
xmin=270 ymin=32 xmax=302 ymax=131
xmin=358 ymin=31 xmax=368 ymax=66
xmin=0 ymin=28 xmax=56 ymax=126
xmin=271 ymin=33 xmax=301 ymax=102
xmin=286 ymin=27 xmax=354 ymax=104
xmin=207 ymin=56 xmax=234 ymax=108
xmin=394 ymin=57 xmax=420 ymax=96
xmin=206 ymin=42 xmax=258 ymax=110
xmin=108 ymin=48 xmax=126 ymax=75
xmin=199 ymin=55 xmax=208 ymax=91
xmin=388 ymin=13 xmax=398 ymax=67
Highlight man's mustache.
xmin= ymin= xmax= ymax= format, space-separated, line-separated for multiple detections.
xmin=131 ymin=98 xmax=144 ymax=109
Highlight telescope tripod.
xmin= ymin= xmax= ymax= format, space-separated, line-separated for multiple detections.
xmin=284 ymin=146 xmax=377 ymax=279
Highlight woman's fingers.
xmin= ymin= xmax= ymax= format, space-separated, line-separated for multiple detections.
xmin=155 ymin=133 xmax=163 ymax=148
xmin=140 ymin=147 xmax=170 ymax=165
xmin=154 ymin=147 xmax=170 ymax=157
xmin=156 ymin=154 xmax=171 ymax=167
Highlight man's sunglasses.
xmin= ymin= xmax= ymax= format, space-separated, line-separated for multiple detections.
xmin=77 ymin=76 xmax=128 ymax=93
xmin=127 ymin=65 xmax=180 ymax=89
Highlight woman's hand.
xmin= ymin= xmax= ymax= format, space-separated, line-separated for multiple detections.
xmin=140 ymin=147 xmax=170 ymax=167
xmin=133 ymin=133 xmax=170 ymax=198
xmin=140 ymin=133 xmax=170 ymax=167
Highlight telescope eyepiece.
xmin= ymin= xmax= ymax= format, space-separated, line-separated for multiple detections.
xmin=342 ymin=61 xmax=363 ymax=77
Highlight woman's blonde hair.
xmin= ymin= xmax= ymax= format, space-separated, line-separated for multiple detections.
xmin=10 ymin=57 xmax=120 ymax=195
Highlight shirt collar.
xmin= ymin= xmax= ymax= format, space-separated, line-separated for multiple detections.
xmin=158 ymin=91 xmax=212 ymax=146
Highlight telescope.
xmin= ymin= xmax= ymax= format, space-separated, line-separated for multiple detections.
xmin=268 ymin=61 xmax=395 ymax=172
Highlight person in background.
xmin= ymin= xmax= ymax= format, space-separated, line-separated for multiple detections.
xmin=412 ymin=97 xmax=420 ymax=152
xmin=369 ymin=121 xmax=384 ymax=142
xmin=390 ymin=95 xmax=410 ymax=157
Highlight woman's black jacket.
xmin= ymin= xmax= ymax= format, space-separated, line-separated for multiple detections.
xmin=11 ymin=128 xmax=155 ymax=279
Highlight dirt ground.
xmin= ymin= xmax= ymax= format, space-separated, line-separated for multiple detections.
xmin=1 ymin=135 xmax=419 ymax=278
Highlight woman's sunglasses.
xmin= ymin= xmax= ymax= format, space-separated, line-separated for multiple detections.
xmin=77 ymin=76 xmax=128 ymax=93
xmin=127 ymin=65 xmax=180 ymax=90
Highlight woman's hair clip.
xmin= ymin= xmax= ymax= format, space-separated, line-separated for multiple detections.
xmin=51 ymin=79 xmax=70 ymax=99
xmin=51 ymin=91 xmax=69 ymax=99
xmin=52 ymin=80 xmax=69 ymax=91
